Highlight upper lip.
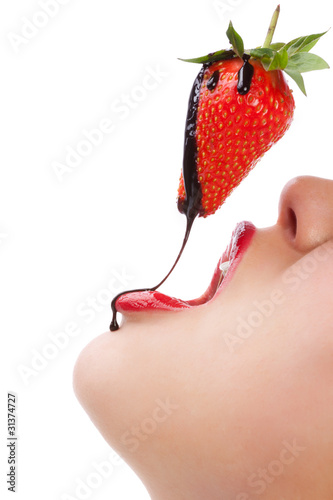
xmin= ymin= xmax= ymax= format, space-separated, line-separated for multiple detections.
xmin=187 ymin=220 xmax=256 ymax=306
xmin=116 ymin=220 xmax=256 ymax=312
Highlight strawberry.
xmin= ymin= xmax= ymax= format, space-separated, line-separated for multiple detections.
xmin=177 ymin=6 xmax=329 ymax=219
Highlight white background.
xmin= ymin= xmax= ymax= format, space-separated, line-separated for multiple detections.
xmin=1 ymin=0 xmax=332 ymax=498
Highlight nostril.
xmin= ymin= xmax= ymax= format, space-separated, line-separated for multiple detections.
xmin=288 ymin=207 xmax=297 ymax=239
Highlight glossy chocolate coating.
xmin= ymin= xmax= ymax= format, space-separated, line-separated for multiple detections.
xmin=237 ymin=54 xmax=254 ymax=95
xmin=206 ymin=69 xmax=220 ymax=91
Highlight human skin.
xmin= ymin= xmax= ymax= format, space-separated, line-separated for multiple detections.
xmin=73 ymin=175 xmax=333 ymax=500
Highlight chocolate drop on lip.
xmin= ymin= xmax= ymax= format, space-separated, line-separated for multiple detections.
xmin=237 ymin=54 xmax=254 ymax=95
xmin=109 ymin=65 xmax=207 ymax=332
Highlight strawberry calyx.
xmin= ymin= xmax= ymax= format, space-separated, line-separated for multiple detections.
xmin=179 ymin=5 xmax=330 ymax=96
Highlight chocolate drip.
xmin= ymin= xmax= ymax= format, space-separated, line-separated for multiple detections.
xmin=206 ymin=70 xmax=220 ymax=92
xmin=109 ymin=216 xmax=195 ymax=331
xmin=177 ymin=64 xmax=206 ymax=220
xmin=109 ymin=66 xmax=206 ymax=332
xmin=237 ymin=54 xmax=254 ymax=95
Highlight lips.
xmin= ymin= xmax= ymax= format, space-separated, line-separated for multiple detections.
xmin=116 ymin=221 xmax=256 ymax=314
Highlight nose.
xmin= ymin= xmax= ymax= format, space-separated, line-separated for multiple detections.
xmin=277 ymin=175 xmax=333 ymax=253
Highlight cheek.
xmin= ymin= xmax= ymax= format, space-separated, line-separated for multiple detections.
xmin=279 ymin=247 xmax=333 ymax=356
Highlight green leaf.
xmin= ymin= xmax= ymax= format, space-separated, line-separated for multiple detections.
xmin=285 ymin=32 xmax=328 ymax=56
xmin=226 ymin=21 xmax=244 ymax=58
xmin=265 ymin=50 xmax=287 ymax=71
xmin=277 ymin=48 xmax=289 ymax=70
xmin=284 ymin=67 xmax=307 ymax=95
xmin=250 ymin=47 xmax=289 ymax=71
xmin=178 ymin=49 xmax=235 ymax=65
xmin=269 ymin=43 xmax=285 ymax=50
xmin=260 ymin=57 xmax=273 ymax=72
xmin=288 ymin=52 xmax=330 ymax=73
xmin=250 ymin=47 xmax=275 ymax=71
xmin=250 ymin=48 xmax=275 ymax=59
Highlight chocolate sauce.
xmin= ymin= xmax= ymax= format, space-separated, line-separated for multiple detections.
xmin=237 ymin=54 xmax=254 ymax=95
xmin=177 ymin=64 xmax=206 ymax=220
xmin=206 ymin=70 xmax=220 ymax=92
xmin=109 ymin=216 xmax=195 ymax=331
xmin=109 ymin=66 xmax=206 ymax=332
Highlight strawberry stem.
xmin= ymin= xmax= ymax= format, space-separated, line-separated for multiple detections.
xmin=263 ymin=5 xmax=280 ymax=48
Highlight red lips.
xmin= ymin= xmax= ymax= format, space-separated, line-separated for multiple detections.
xmin=116 ymin=221 xmax=256 ymax=314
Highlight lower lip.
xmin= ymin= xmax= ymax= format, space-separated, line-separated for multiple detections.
xmin=116 ymin=221 xmax=256 ymax=314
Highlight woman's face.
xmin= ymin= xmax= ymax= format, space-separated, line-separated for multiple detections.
xmin=74 ymin=175 xmax=333 ymax=500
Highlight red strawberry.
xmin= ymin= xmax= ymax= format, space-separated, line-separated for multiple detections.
xmin=178 ymin=57 xmax=295 ymax=217
xmin=177 ymin=6 xmax=329 ymax=219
